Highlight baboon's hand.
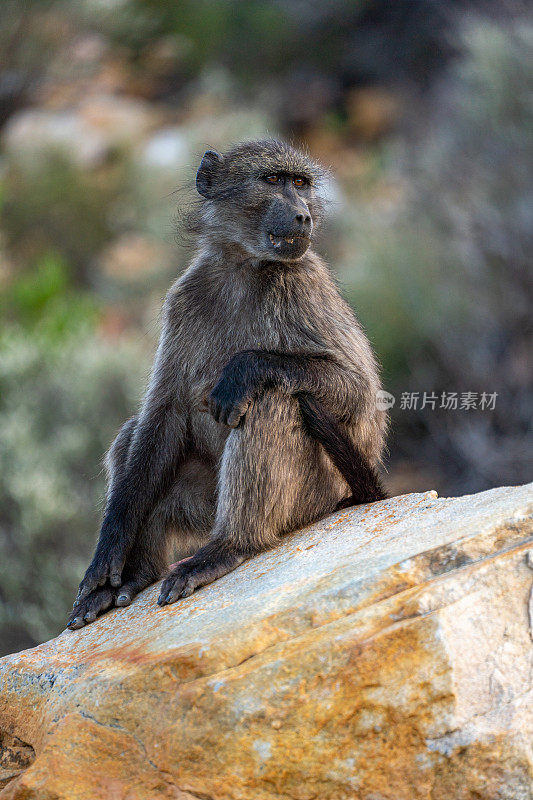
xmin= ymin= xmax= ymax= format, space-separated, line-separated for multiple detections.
xmin=73 ymin=545 xmax=127 ymax=605
xmin=68 ymin=586 xmax=115 ymax=629
xmin=208 ymin=373 xmax=252 ymax=427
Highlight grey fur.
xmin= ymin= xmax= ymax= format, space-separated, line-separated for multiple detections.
xmin=68 ymin=139 xmax=387 ymax=629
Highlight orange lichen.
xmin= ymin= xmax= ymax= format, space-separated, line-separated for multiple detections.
xmin=0 ymin=487 xmax=532 ymax=799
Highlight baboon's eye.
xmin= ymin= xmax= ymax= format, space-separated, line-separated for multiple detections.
xmin=293 ymin=176 xmax=307 ymax=188
xmin=265 ymin=175 xmax=280 ymax=184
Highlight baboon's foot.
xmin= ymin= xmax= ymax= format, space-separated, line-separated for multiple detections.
xmin=157 ymin=549 xmax=244 ymax=606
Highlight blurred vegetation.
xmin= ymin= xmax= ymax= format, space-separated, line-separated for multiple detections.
xmin=0 ymin=0 xmax=60 ymax=127
xmin=0 ymin=245 xmax=147 ymax=653
xmin=0 ymin=322 xmax=146 ymax=654
xmin=340 ymin=20 xmax=533 ymax=490
xmin=0 ymin=251 xmax=99 ymax=340
xmin=94 ymin=0 xmax=459 ymax=115
xmin=0 ymin=0 xmax=531 ymax=654
xmin=2 ymin=156 xmax=122 ymax=284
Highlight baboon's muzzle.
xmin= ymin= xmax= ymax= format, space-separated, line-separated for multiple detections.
xmin=264 ymin=197 xmax=313 ymax=259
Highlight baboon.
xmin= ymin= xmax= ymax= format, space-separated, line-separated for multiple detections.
xmin=68 ymin=138 xmax=387 ymax=629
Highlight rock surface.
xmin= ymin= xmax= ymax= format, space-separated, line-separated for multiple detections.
xmin=0 ymin=484 xmax=532 ymax=800
xmin=2 ymin=96 xmax=157 ymax=168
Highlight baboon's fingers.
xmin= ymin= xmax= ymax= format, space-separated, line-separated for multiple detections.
xmin=75 ymin=574 xmax=99 ymax=605
xmin=115 ymin=566 xmax=163 ymax=607
xmin=207 ymin=392 xmax=248 ymax=428
xmin=76 ymin=550 xmax=126 ymax=601
xmin=114 ymin=581 xmax=139 ymax=607
xmin=109 ymin=559 xmax=125 ymax=588
xmin=67 ymin=587 xmax=115 ymax=629
xmin=115 ymin=589 xmax=133 ymax=607
xmin=76 ymin=553 xmax=117 ymax=602
xmin=158 ymin=567 xmax=191 ymax=605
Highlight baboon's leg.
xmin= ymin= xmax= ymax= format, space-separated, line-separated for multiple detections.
xmin=158 ymin=390 xmax=349 ymax=605
xmin=68 ymin=503 xmax=171 ymax=628
xmin=67 ymin=418 xmax=137 ymax=627
xmin=68 ymin=427 xmax=216 ymax=628
xmin=115 ymin=458 xmax=216 ymax=606
xmin=104 ymin=415 xmax=138 ymax=485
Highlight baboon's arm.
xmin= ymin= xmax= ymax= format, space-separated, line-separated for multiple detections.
xmin=297 ymin=392 xmax=386 ymax=504
xmin=207 ymin=349 xmax=385 ymax=505
xmin=207 ymin=349 xmax=367 ymax=427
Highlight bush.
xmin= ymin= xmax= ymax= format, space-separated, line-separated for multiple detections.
xmin=1 ymin=251 xmax=99 ymax=340
xmin=1 ymin=155 xmax=123 ymax=285
xmin=340 ymin=19 xmax=533 ymax=492
xmin=0 ymin=326 xmax=148 ymax=655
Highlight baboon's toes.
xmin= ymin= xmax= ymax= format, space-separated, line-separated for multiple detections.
xmin=157 ymin=566 xmax=199 ymax=605
xmin=115 ymin=591 xmax=132 ymax=607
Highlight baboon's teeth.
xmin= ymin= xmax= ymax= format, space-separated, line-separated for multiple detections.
xmin=269 ymin=233 xmax=296 ymax=247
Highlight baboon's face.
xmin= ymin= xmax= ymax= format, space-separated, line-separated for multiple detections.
xmin=195 ymin=140 xmax=324 ymax=262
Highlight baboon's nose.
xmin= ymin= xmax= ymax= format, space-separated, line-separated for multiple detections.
xmin=295 ymin=212 xmax=311 ymax=226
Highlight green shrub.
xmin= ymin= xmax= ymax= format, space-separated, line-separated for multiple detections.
xmin=1 ymin=155 xmax=123 ymax=284
xmin=1 ymin=251 xmax=99 ymax=342
xmin=339 ymin=20 xmax=533 ymax=492
xmin=0 ymin=326 xmax=148 ymax=655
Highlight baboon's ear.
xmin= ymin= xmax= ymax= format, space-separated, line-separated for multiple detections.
xmin=196 ymin=150 xmax=224 ymax=198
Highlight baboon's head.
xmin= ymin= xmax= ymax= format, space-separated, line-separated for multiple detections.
xmin=195 ymin=139 xmax=325 ymax=262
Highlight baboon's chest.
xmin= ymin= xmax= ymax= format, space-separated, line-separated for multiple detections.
xmin=182 ymin=275 xmax=319 ymax=392
xmin=226 ymin=287 xmax=313 ymax=352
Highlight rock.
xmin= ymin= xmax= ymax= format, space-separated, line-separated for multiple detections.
xmin=3 ymin=95 xmax=157 ymax=169
xmin=140 ymin=127 xmax=191 ymax=171
xmin=98 ymin=233 xmax=174 ymax=281
xmin=0 ymin=483 xmax=532 ymax=800
xmin=345 ymin=87 xmax=399 ymax=141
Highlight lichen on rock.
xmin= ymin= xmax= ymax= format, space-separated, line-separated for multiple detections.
xmin=0 ymin=483 xmax=532 ymax=799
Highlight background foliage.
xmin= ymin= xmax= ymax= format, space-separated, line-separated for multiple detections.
xmin=0 ymin=0 xmax=531 ymax=654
